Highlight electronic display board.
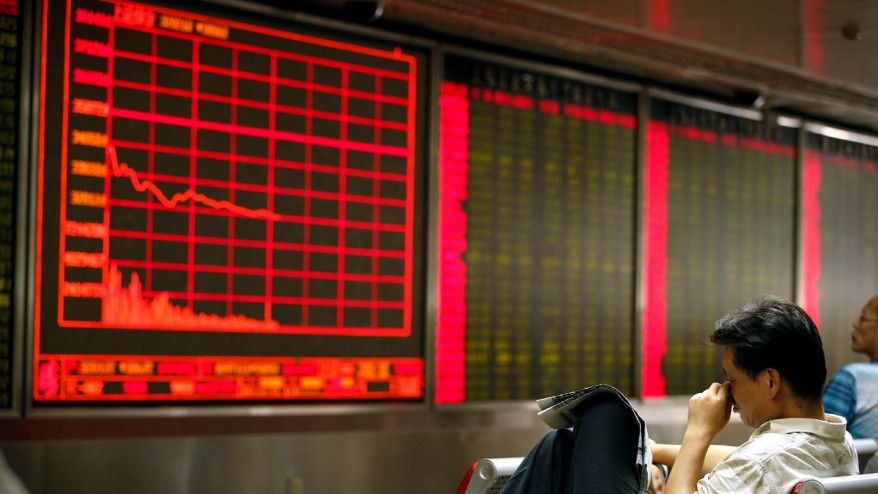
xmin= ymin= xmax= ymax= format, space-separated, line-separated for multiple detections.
xmin=643 ymin=97 xmax=797 ymax=397
xmin=436 ymin=54 xmax=638 ymax=403
xmin=801 ymin=126 xmax=878 ymax=375
xmin=0 ymin=0 xmax=18 ymax=410
xmin=34 ymin=0 xmax=425 ymax=402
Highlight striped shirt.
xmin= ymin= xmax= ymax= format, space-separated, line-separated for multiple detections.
xmin=695 ymin=414 xmax=858 ymax=494
xmin=823 ymin=361 xmax=878 ymax=439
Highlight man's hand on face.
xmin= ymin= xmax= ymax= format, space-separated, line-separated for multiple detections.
xmin=686 ymin=382 xmax=732 ymax=440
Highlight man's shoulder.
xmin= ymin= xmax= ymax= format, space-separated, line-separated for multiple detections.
xmin=734 ymin=425 xmax=850 ymax=462
xmin=733 ymin=429 xmax=807 ymax=460
xmin=727 ymin=430 xmax=856 ymax=478
xmin=838 ymin=362 xmax=878 ymax=377
xmin=704 ymin=434 xmax=855 ymax=494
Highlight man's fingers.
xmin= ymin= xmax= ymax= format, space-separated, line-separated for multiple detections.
xmin=691 ymin=382 xmax=730 ymax=405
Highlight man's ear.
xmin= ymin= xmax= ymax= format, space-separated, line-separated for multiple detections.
xmin=765 ymin=368 xmax=780 ymax=398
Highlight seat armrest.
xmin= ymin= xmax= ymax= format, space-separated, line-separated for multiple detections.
xmin=792 ymin=473 xmax=878 ymax=494
xmin=456 ymin=457 xmax=524 ymax=494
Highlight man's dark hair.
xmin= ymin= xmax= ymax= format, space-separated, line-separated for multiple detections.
xmin=710 ymin=295 xmax=826 ymax=400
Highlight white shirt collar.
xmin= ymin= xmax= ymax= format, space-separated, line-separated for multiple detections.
xmin=751 ymin=413 xmax=849 ymax=441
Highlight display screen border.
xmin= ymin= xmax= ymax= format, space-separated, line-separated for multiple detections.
xmin=23 ymin=0 xmax=434 ymax=416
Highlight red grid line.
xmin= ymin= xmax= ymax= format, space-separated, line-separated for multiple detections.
xmin=112 ymin=50 xmax=410 ymax=105
xmin=112 ymin=27 xmax=412 ymax=82
xmin=264 ymin=52 xmax=277 ymax=321
xmin=56 ymin=321 xmax=410 ymax=336
xmin=107 ymin=198 xmax=408 ymax=232
xmin=109 ymin=259 xmax=404 ymax=282
xmin=370 ymin=75 xmax=384 ymax=328
xmin=111 ymin=107 xmax=407 ymax=157
xmin=110 ymin=78 xmax=409 ymax=132
xmin=225 ymin=44 xmax=240 ymax=318
xmin=336 ymin=65 xmax=350 ymax=321
xmin=104 ymin=229 xmax=407 ymax=257
xmin=100 ymin=4 xmax=117 ymax=325
xmin=111 ymin=138 xmax=410 ymax=182
xmin=301 ymin=59 xmax=314 ymax=326
xmin=109 ymin=181 xmax=410 ymax=209
xmin=94 ymin=289 xmax=407 ymax=308
xmin=107 ymin=168 xmax=409 ymax=206
xmin=185 ymin=40 xmax=200 ymax=311
xmin=113 ymin=173 xmax=303 ymax=196
xmin=145 ymin=29 xmax=158 ymax=295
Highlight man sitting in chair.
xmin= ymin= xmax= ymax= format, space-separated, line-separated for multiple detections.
xmin=652 ymin=296 xmax=859 ymax=493
xmin=500 ymin=297 xmax=858 ymax=494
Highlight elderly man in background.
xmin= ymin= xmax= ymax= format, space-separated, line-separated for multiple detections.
xmin=823 ymin=294 xmax=878 ymax=439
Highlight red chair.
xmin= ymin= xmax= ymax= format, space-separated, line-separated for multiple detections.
xmin=455 ymin=457 xmax=522 ymax=494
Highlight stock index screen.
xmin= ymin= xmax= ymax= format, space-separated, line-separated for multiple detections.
xmin=643 ymin=98 xmax=797 ymax=397
xmin=0 ymin=0 xmax=18 ymax=410
xmin=801 ymin=129 xmax=878 ymax=376
xmin=34 ymin=0 xmax=425 ymax=402
xmin=436 ymin=54 xmax=638 ymax=403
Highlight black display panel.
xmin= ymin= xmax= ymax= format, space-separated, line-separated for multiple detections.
xmin=34 ymin=0 xmax=426 ymax=403
xmin=642 ymin=98 xmax=797 ymax=397
xmin=0 ymin=0 xmax=18 ymax=410
xmin=801 ymin=128 xmax=878 ymax=375
xmin=436 ymin=54 xmax=638 ymax=403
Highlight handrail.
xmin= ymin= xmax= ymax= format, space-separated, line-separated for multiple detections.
xmin=792 ymin=473 xmax=878 ymax=494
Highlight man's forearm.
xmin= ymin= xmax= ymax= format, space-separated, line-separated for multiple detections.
xmin=651 ymin=443 xmax=680 ymax=467
xmin=665 ymin=430 xmax=713 ymax=494
xmin=653 ymin=443 xmax=735 ymax=476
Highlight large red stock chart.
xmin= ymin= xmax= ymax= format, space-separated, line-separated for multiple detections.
xmin=34 ymin=0 xmax=424 ymax=402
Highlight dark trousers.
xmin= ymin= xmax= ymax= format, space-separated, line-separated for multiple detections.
xmin=500 ymin=393 xmax=644 ymax=494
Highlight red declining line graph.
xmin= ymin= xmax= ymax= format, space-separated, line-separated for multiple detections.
xmin=106 ymin=144 xmax=281 ymax=221
xmin=102 ymin=145 xmax=283 ymax=331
